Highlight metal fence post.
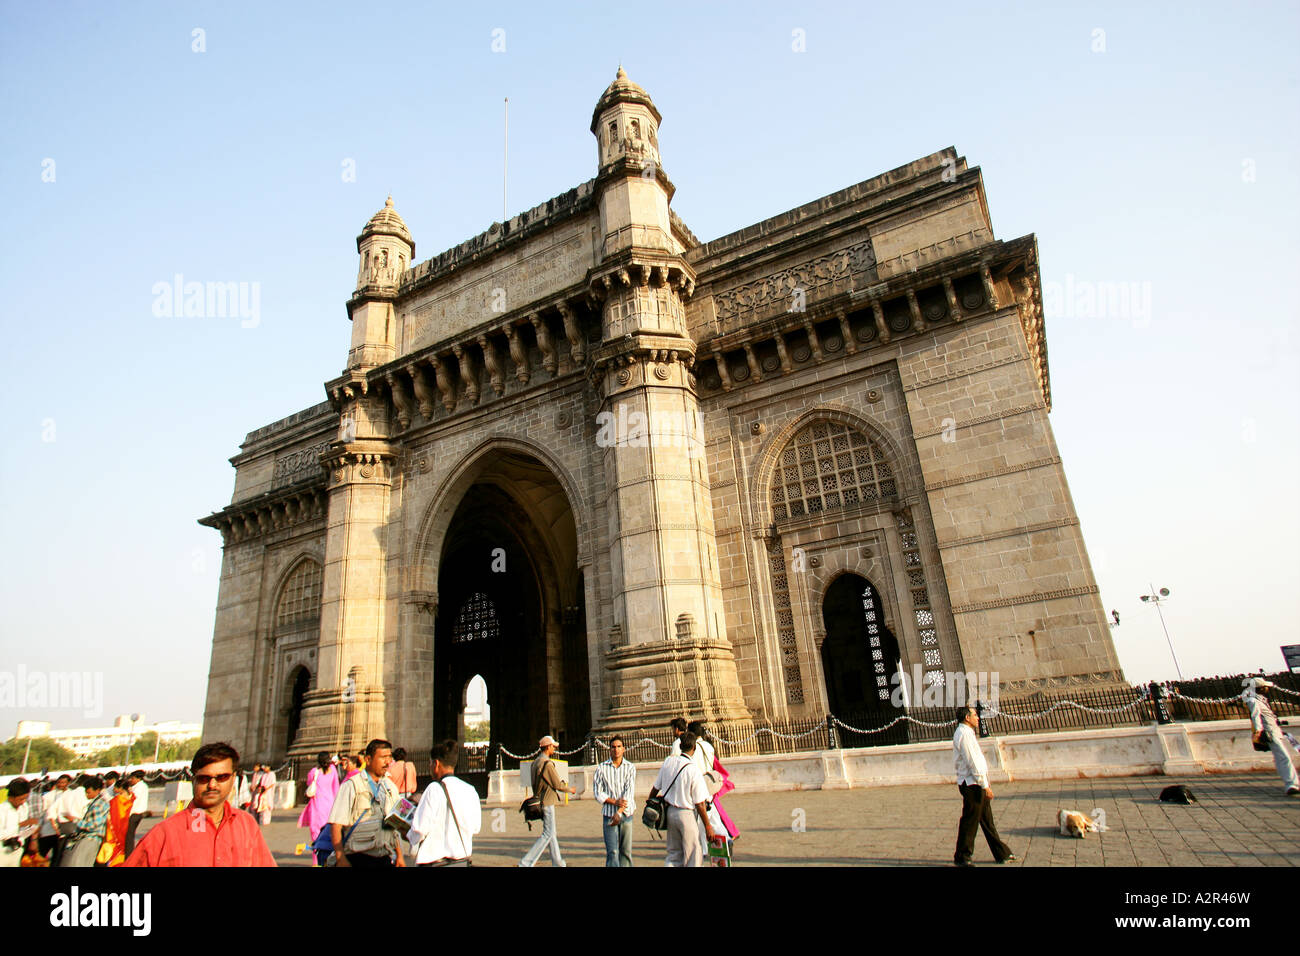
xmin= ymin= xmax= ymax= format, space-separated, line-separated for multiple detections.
xmin=975 ymin=699 xmax=990 ymax=738
xmin=1150 ymin=682 xmax=1173 ymax=725
xmin=826 ymin=714 xmax=838 ymax=750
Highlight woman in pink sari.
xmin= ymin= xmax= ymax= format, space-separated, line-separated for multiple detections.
xmin=297 ymin=752 xmax=340 ymax=851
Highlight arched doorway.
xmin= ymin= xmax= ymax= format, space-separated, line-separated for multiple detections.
xmin=821 ymin=573 xmax=908 ymax=746
xmin=285 ymin=666 xmax=310 ymax=752
xmin=430 ymin=451 xmax=589 ymax=795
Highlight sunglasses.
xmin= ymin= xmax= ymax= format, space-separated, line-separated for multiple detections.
xmin=193 ymin=773 xmax=235 ymax=786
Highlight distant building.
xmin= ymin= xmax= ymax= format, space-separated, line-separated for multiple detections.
xmin=12 ymin=715 xmax=202 ymax=758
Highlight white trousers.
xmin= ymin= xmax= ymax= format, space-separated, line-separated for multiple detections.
xmin=665 ymin=807 xmax=703 ymax=867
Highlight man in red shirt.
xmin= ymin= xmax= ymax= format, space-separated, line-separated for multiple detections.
xmin=124 ymin=742 xmax=276 ymax=867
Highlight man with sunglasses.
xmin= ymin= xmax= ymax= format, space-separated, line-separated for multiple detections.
xmin=123 ymin=742 xmax=276 ymax=867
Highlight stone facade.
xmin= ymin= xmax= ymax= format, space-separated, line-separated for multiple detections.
xmin=199 ymin=70 xmax=1123 ymax=767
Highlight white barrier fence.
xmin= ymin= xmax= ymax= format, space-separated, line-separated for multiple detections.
xmin=484 ymin=719 xmax=1284 ymax=805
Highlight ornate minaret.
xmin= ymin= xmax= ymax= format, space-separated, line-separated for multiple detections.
xmin=292 ymin=198 xmax=413 ymax=759
xmin=588 ymin=70 xmax=751 ymax=727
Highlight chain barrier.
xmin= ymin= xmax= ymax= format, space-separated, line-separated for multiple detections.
xmin=986 ymin=697 xmax=1147 ymax=721
xmin=490 ymin=685 xmax=1294 ymax=759
xmin=711 ymin=725 xmax=828 ymax=745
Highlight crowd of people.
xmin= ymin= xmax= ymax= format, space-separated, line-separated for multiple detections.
xmin=2 ymin=679 xmax=1290 ymax=868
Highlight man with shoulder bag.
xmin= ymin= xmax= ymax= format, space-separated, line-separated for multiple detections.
xmin=1242 ymin=677 xmax=1300 ymax=796
xmin=408 ymin=739 xmax=481 ymax=866
xmin=327 ymin=738 xmax=406 ymax=867
xmin=646 ymin=732 xmax=718 ymax=867
xmin=519 ymin=735 xmax=575 ymax=867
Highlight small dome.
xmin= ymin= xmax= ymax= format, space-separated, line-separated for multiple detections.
xmin=360 ymin=196 xmax=412 ymax=246
xmin=591 ymin=66 xmax=661 ymax=133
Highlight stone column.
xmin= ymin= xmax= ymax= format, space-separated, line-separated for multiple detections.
xmin=293 ymin=385 xmax=396 ymax=757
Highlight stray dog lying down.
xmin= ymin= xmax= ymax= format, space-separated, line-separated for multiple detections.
xmin=1058 ymin=808 xmax=1107 ymax=837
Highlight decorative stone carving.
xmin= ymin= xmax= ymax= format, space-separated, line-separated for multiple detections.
xmin=478 ymin=334 xmax=505 ymax=397
xmin=432 ymin=356 xmax=456 ymax=412
xmin=944 ymin=277 xmax=964 ymax=321
xmin=558 ymin=302 xmax=584 ymax=364
xmin=453 ymin=344 xmax=480 ymax=405
xmin=744 ymin=344 xmax=763 ymax=382
xmin=530 ymin=314 xmax=558 ymax=375
xmin=386 ymin=373 xmax=412 ymax=431
xmin=803 ymin=321 xmax=823 ymax=362
xmin=774 ymin=335 xmax=793 ymax=373
xmin=871 ymin=301 xmax=892 ymax=344
xmin=505 ymin=325 xmax=530 ymax=384
xmin=272 ymin=440 xmax=331 ymax=490
xmin=906 ymin=289 xmax=927 ymax=332
xmin=410 ymin=362 xmax=435 ymax=419
xmin=712 ymin=240 xmax=876 ymax=322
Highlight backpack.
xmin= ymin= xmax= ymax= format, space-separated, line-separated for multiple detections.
xmin=519 ymin=760 xmax=549 ymax=830
xmin=1159 ymin=784 xmax=1196 ymax=804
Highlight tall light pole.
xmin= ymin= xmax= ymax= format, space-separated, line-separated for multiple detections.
xmin=122 ymin=713 xmax=139 ymax=767
xmin=1139 ymin=585 xmax=1182 ymax=679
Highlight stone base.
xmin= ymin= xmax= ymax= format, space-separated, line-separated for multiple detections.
xmin=597 ymin=637 xmax=753 ymax=733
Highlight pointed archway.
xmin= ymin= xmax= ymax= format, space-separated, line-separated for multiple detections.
xmin=821 ymin=573 xmax=908 ymax=745
xmin=428 ymin=449 xmax=590 ymax=794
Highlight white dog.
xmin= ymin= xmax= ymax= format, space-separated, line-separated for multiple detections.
xmin=1058 ymin=808 xmax=1107 ymax=838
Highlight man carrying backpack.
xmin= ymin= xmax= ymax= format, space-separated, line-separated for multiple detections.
xmin=647 ymin=732 xmax=718 ymax=867
xmin=519 ymin=735 xmax=575 ymax=867
xmin=327 ymin=738 xmax=406 ymax=867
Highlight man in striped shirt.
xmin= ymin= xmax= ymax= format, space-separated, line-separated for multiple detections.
xmin=592 ymin=736 xmax=636 ymax=867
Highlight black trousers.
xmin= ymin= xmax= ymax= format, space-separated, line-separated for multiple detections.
xmin=125 ymin=814 xmax=145 ymax=857
xmin=38 ymin=834 xmax=59 ymax=860
xmin=955 ymin=783 xmax=1012 ymax=864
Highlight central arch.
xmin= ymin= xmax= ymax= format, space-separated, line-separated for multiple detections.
xmin=426 ymin=446 xmax=590 ymax=793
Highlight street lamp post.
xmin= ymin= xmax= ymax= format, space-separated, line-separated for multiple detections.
xmin=122 ymin=713 xmax=139 ymax=767
xmin=1139 ymin=585 xmax=1182 ymax=679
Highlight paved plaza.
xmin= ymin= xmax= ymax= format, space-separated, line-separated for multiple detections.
xmin=136 ymin=771 xmax=1300 ymax=868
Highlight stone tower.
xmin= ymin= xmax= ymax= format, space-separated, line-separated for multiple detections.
xmin=587 ymin=70 xmax=752 ymax=727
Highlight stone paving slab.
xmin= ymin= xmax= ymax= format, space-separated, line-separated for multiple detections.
xmin=141 ymin=771 xmax=1298 ymax=868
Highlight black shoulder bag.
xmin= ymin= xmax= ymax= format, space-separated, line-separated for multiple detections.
xmin=642 ymin=757 xmax=692 ymax=836
xmin=519 ymin=760 xmax=548 ymax=829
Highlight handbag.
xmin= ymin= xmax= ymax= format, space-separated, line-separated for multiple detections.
xmin=306 ymin=770 xmax=317 ymax=799
xmin=519 ymin=761 xmax=549 ymax=830
xmin=642 ymin=757 xmax=692 ymax=833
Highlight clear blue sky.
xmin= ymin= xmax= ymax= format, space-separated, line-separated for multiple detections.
xmin=1 ymin=1 xmax=1297 ymax=730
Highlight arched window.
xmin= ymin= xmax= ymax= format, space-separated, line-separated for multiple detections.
xmin=276 ymin=560 xmax=322 ymax=632
xmin=452 ymin=592 xmax=500 ymax=643
xmin=770 ymin=420 xmax=896 ymax=521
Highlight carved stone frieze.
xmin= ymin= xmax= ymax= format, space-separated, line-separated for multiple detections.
xmin=712 ymin=240 xmax=876 ymax=324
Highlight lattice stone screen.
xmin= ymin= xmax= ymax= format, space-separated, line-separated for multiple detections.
xmin=276 ymin=560 xmax=322 ymax=630
xmin=452 ymin=592 xmax=500 ymax=643
xmin=771 ymin=421 xmax=895 ymax=521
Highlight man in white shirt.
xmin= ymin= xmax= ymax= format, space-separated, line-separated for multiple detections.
xmin=125 ymin=770 xmax=153 ymax=856
xmin=1242 ymin=677 xmax=1300 ymax=796
xmin=407 ymin=739 xmax=481 ymax=866
xmin=648 ymin=732 xmax=718 ymax=867
xmin=40 ymin=775 xmax=71 ymax=862
xmin=952 ymin=706 xmax=1015 ymax=866
xmin=0 ymin=777 xmax=36 ymax=867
